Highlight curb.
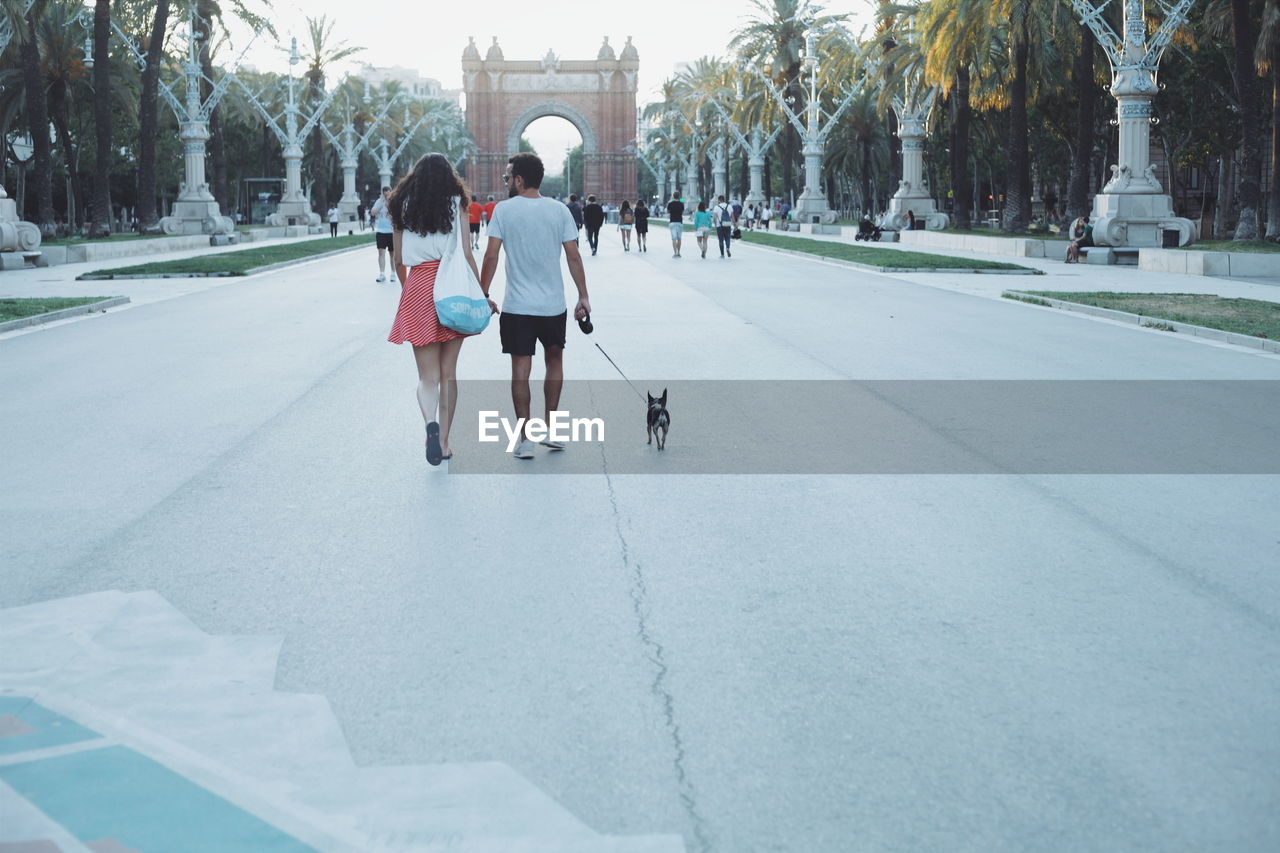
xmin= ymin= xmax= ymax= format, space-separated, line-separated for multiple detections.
xmin=0 ymin=296 xmax=131 ymax=333
xmin=74 ymin=243 xmax=368 ymax=281
xmin=741 ymin=240 xmax=1043 ymax=275
xmin=1002 ymin=290 xmax=1280 ymax=354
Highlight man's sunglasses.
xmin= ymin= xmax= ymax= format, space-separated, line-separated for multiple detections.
xmin=501 ymin=174 xmax=511 ymax=183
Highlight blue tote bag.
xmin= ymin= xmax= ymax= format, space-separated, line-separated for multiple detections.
xmin=434 ymin=201 xmax=491 ymax=335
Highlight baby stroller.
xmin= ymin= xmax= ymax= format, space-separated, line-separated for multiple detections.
xmin=855 ymin=217 xmax=882 ymax=242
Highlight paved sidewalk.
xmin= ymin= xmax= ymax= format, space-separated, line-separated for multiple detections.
xmin=2 ymin=231 xmax=1277 ymax=851
xmin=741 ymin=225 xmax=1280 ymax=304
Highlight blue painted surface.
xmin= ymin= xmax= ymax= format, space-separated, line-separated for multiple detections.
xmin=0 ymin=696 xmax=101 ymax=755
xmin=0 ymin=745 xmax=317 ymax=852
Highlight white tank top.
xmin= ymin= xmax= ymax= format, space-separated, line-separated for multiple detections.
xmin=399 ymin=197 xmax=461 ymax=266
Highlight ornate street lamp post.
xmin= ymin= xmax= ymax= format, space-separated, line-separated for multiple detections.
xmin=78 ymin=7 xmax=250 ymax=239
xmin=707 ymin=83 xmax=785 ymax=209
xmin=879 ymin=85 xmax=949 ymax=231
xmin=322 ymin=88 xmax=402 ymax=222
xmin=1070 ymin=0 xmax=1198 ymax=247
xmin=744 ymin=34 xmax=857 ymax=224
xmin=371 ymin=108 xmax=466 ymax=191
xmin=235 ymin=38 xmax=342 ymax=230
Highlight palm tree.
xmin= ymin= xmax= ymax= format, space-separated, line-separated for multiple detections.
xmin=136 ymin=0 xmax=170 ymax=232
xmin=301 ymin=15 xmax=361 ymax=218
xmin=731 ymin=0 xmax=847 ymax=204
xmin=36 ymin=0 xmax=87 ymax=231
xmin=86 ymin=0 xmax=112 ymax=236
xmin=5 ymin=0 xmax=56 ymax=235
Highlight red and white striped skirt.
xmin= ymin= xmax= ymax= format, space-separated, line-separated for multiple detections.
xmin=387 ymin=261 xmax=467 ymax=346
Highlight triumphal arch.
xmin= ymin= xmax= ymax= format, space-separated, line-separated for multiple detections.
xmin=462 ymin=36 xmax=638 ymax=202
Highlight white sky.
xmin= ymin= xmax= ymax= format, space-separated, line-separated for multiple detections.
xmin=229 ymin=0 xmax=876 ymax=174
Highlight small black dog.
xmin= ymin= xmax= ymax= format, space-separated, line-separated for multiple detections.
xmin=646 ymin=389 xmax=670 ymax=451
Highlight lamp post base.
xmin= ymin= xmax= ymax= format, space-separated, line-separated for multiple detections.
xmin=267 ymin=200 xmax=322 ymax=230
xmin=0 ymin=194 xmax=42 ymax=253
xmin=880 ymin=196 xmax=949 ymax=231
xmin=792 ymin=192 xmax=838 ymax=225
xmin=160 ymin=199 xmax=235 ymax=237
xmin=1089 ymin=192 xmax=1196 ymax=247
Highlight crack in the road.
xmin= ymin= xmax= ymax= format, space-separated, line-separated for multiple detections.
xmin=593 ymin=398 xmax=712 ymax=852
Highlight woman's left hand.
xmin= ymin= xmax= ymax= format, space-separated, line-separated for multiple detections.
xmin=487 ymin=298 xmax=500 ymax=315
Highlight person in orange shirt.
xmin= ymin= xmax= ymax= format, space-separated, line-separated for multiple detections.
xmin=483 ymin=194 xmax=497 ymax=232
xmin=468 ymin=194 xmax=483 ymax=250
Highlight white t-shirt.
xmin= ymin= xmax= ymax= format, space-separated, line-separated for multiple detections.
xmin=327 ymin=207 xmax=338 ymax=223
xmin=371 ymin=197 xmax=394 ymax=234
xmin=399 ymin=197 xmax=461 ymax=267
xmin=486 ymin=195 xmax=578 ymax=316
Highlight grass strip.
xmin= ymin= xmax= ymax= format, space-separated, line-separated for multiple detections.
xmin=1022 ymin=291 xmax=1280 ymax=339
xmin=0 ymin=296 xmax=117 ymax=322
xmin=1172 ymin=240 xmax=1280 ymax=254
xmin=81 ymin=233 xmax=370 ymax=278
xmin=739 ymin=230 xmax=1032 ymax=271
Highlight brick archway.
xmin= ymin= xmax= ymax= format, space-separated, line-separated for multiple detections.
xmin=462 ymin=37 xmax=638 ymax=203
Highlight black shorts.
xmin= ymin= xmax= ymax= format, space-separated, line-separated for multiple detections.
xmin=500 ymin=311 xmax=567 ymax=356
xmin=375 ymin=232 xmax=394 ymax=250
xmin=469 ymin=222 xmax=481 ymax=234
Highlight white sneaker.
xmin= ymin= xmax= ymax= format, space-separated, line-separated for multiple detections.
xmin=512 ymin=439 xmax=536 ymax=459
xmin=540 ymin=439 xmax=566 ymax=451
xmin=376 ymin=274 xmax=386 ymax=282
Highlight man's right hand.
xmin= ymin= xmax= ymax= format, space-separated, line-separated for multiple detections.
xmin=574 ymin=298 xmax=591 ymax=322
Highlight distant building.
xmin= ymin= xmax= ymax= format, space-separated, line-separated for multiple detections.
xmin=355 ymin=64 xmax=462 ymax=106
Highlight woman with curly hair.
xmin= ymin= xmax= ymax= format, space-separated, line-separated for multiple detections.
xmin=387 ymin=153 xmax=497 ymax=465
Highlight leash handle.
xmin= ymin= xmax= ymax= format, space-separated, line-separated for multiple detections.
xmin=594 ymin=343 xmax=647 ymax=402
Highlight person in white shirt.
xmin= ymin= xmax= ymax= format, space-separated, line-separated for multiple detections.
xmin=369 ymin=187 xmax=394 ymax=281
xmin=386 ymin=154 xmax=495 ymax=466
xmin=327 ymin=205 xmax=339 ymax=237
xmin=480 ymin=152 xmax=591 ymax=461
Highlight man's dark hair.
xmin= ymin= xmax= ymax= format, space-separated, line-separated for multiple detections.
xmin=587 ymin=195 xmax=596 ymax=203
xmin=569 ymin=194 xmax=578 ymax=203
xmin=508 ymin=152 xmax=544 ymax=189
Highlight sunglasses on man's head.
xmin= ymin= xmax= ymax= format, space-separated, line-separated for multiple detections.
xmin=501 ymin=174 xmax=511 ymax=183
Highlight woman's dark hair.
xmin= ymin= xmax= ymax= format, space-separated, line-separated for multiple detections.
xmin=388 ymin=153 xmax=469 ymax=236
xmin=697 ymin=200 xmax=707 ymax=211
xmin=620 ymin=201 xmax=631 ymax=212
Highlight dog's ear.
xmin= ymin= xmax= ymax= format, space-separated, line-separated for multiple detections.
xmin=647 ymin=392 xmax=654 ymax=404
xmin=660 ymin=388 xmax=667 ymax=406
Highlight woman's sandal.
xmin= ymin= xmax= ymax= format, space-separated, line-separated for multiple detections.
xmin=425 ymin=422 xmax=443 ymax=466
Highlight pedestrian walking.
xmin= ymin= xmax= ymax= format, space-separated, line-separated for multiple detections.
xmin=761 ymin=204 xmax=771 ymax=231
xmin=370 ymin=186 xmax=394 ymax=282
xmin=692 ymin=200 xmax=714 ymax=259
xmin=356 ymin=202 xmax=366 ymax=230
xmin=666 ymin=192 xmax=686 ymax=258
xmin=714 ymin=195 xmax=734 ymax=258
xmin=566 ymin=194 xmax=584 ymax=243
xmin=634 ymin=200 xmax=649 ymax=252
xmin=483 ymin=194 xmax=497 ymax=231
xmin=386 ymin=154 xmax=494 ymax=466
xmin=583 ymin=195 xmax=605 ymax=255
xmin=327 ymin=205 xmax=339 ymax=237
xmin=480 ymin=152 xmax=591 ymax=461
xmin=619 ymin=200 xmax=634 ymax=251
xmin=468 ymin=194 xmax=483 ymax=250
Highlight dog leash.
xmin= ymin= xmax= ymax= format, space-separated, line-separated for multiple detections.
xmin=594 ymin=343 xmax=647 ymax=402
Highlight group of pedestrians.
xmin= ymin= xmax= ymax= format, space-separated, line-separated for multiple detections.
xmin=563 ymin=194 xmax=651 ymax=254
xmin=382 ymin=152 xmax=591 ymax=465
xmin=665 ymin=193 xmax=741 ymax=259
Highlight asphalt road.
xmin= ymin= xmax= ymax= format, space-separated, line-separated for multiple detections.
xmin=3 ymin=233 xmax=1279 ymax=851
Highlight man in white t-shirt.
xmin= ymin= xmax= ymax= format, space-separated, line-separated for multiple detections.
xmin=481 ymin=152 xmax=591 ymax=460
xmin=326 ymin=205 xmax=339 ymax=237
xmin=369 ymin=187 xmax=394 ymax=282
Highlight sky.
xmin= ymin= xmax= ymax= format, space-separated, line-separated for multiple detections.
xmin=227 ymin=0 xmax=877 ymax=175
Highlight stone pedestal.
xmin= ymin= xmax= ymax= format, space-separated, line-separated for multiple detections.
xmin=683 ymin=158 xmax=698 ymax=202
xmin=792 ymin=140 xmax=836 ymax=224
xmin=712 ymin=141 xmax=728 ymax=201
xmin=0 ymin=188 xmax=42 ymax=257
xmin=879 ymin=91 xmax=948 ymax=232
xmin=159 ymin=121 xmax=235 ymax=235
xmin=338 ymin=158 xmax=359 ymax=221
xmin=1090 ymin=189 xmax=1195 ymax=247
xmin=267 ymin=144 xmax=320 ymax=228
